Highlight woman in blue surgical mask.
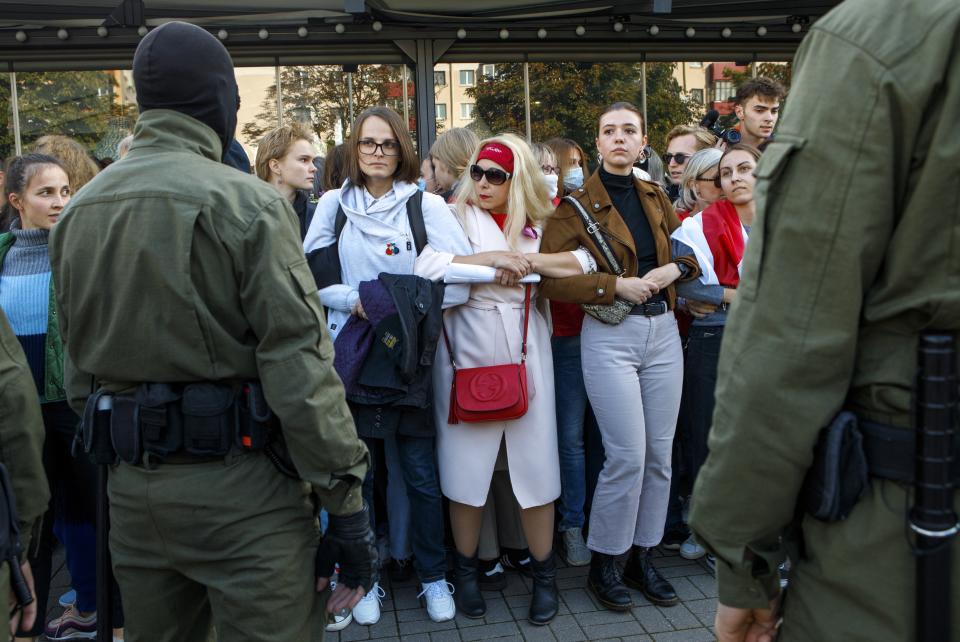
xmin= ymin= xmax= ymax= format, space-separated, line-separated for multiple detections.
xmin=546 ymin=137 xmax=588 ymax=196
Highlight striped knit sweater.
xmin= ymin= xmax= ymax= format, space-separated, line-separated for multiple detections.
xmin=0 ymin=224 xmax=51 ymax=396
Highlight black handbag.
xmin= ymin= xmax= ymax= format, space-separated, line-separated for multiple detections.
xmin=563 ymin=196 xmax=633 ymax=325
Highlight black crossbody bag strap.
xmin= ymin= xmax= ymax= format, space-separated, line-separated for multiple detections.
xmin=562 ymin=196 xmax=625 ymax=276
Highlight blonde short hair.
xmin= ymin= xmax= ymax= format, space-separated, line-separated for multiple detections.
xmin=676 ymin=148 xmax=722 ymax=212
xmin=430 ymin=128 xmax=479 ymax=182
xmin=665 ymin=125 xmax=716 ymax=151
xmin=454 ymin=133 xmax=553 ymax=249
xmin=255 ymin=122 xmax=314 ymax=182
xmin=29 ymin=135 xmax=99 ymax=192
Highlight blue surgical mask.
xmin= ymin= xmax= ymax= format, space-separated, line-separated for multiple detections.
xmin=563 ymin=166 xmax=584 ymax=190
xmin=417 ymin=178 xmax=426 ymax=192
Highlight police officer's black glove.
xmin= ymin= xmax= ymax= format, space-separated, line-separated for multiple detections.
xmin=316 ymin=504 xmax=378 ymax=593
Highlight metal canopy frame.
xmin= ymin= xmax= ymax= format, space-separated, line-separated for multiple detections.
xmin=1 ymin=0 xmax=838 ymax=154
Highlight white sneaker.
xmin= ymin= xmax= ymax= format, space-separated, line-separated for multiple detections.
xmin=325 ymin=610 xmax=353 ymax=632
xmin=352 ymin=582 xmax=385 ymax=625
xmin=417 ymin=579 xmax=456 ymax=623
xmin=680 ymin=534 xmax=706 ymax=560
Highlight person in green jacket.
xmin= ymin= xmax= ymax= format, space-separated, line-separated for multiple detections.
xmin=0 ymin=308 xmax=49 ymax=641
xmin=49 ymin=22 xmax=375 ymax=642
xmin=688 ymin=0 xmax=960 ymax=640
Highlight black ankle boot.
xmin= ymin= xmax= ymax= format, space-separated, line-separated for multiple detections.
xmin=528 ymin=552 xmax=559 ymax=625
xmin=454 ymin=551 xmax=487 ymax=618
xmin=587 ymin=552 xmax=632 ymax=611
xmin=623 ymin=546 xmax=679 ymax=606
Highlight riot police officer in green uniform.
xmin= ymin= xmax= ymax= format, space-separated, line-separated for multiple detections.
xmin=0 ymin=309 xmax=49 ymax=641
xmin=689 ymin=0 xmax=960 ymax=640
xmin=49 ymin=22 xmax=375 ymax=642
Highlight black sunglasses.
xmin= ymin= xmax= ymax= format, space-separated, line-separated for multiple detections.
xmin=469 ymin=164 xmax=512 ymax=185
xmin=663 ymin=152 xmax=693 ymax=165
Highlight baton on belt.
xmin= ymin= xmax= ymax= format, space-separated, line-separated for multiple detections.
xmin=912 ymin=333 xmax=959 ymax=642
xmin=93 ymin=395 xmax=113 ymax=642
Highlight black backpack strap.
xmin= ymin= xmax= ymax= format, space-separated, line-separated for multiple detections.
xmin=406 ymin=191 xmax=427 ymax=255
xmin=334 ymin=204 xmax=347 ymax=241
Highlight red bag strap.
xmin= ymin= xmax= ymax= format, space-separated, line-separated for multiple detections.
xmin=519 ymin=284 xmax=531 ymax=361
xmin=442 ymin=284 xmax=532 ymax=367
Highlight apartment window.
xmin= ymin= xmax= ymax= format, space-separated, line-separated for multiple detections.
xmin=459 ymin=69 xmax=475 ymax=86
xmin=434 ymin=70 xmax=447 ymax=86
xmin=712 ymin=80 xmax=734 ymax=103
xmin=460 ymin=102 xmax=475 ymax=119
xmin=436 ymin=103 xmax=447 ymax=120
xmin=690 ymin=88 xmax=704 ymax=104
xmin=482 ymin=64 xmax=496 ymax=79
xmin=689 ymin=62 xmax=703 ymax=68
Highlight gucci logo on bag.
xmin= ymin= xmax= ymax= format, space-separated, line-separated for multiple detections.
xmin=470 ymin=373 xmax=506 ymax=401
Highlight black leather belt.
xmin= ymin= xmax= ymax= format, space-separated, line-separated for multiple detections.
xmin=630 ymin=300 xmax=668 ymax=317
xmin=860 ymin=419 xmax=960 ymax=484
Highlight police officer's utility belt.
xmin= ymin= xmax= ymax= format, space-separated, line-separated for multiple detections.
xmin=81 ymin=382 xmax=278 ymax=466
xmin=802 ymin=411 xmax=959 ymax=523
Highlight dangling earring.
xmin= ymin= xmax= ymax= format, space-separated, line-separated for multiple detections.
xmin=596 ymin=152 xmax=603 ymax=164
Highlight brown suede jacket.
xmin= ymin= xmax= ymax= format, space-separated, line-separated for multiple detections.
xmin=540 ymin=170 xmax=700 ymax=308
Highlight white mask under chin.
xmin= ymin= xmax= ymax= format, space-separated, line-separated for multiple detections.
xmin=542 ymin=173 xmax=559 ymax=200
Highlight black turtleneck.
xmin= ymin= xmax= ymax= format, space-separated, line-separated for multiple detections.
xmin=598 ymin=165 xmax=659 ymax=283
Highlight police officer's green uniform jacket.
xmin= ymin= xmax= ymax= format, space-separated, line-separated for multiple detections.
xmin=0 ymin=234 xmax=65 ymax=403
xmin=688 ymin=0 xmax=960 ymax=639
xmin=0 ymin=308 xmax=50 ymax=642
xmin=49 ymin=109 xmax=369 ymax=516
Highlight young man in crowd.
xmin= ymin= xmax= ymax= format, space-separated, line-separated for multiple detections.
xmin=732 ymin=77 xmax=785 ymax=150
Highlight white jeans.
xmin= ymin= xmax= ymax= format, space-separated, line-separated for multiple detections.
xmin=581 ymin=313 xmax=683 ymax=555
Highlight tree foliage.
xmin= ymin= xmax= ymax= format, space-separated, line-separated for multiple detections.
xmin=1 ymin=71 xmax=133 ymax=160
xmin=240 ymin=65 xmax=400 ymax=149
xmin=467 ymin=62 xmax=699 ymax=163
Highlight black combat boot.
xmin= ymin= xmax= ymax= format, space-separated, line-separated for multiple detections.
xmin=454 ymin=551 xmax=487 ymax=618
xmin=587 ymin=552 xmax=632 ymax=611
xmin=623 ymin=546 xmax=679 ymax=606
xmin=528 ymin=552 xmax=559 ymax=625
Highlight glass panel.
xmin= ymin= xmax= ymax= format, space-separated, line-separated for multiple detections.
xmin=15 ymin=70 xmax=137 ymax=162
xmin=434 ymin=62 xmax=509 ymax=138
xmin=240 ymin=65 xmax=418 ymax=158
xmin=235 ymin=66 xmax=280 ymax=163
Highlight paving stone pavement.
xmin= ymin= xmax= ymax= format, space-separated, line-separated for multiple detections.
xmin=327 ymin=548 xmax=717 ymax=642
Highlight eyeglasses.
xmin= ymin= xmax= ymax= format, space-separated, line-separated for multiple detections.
xmin=695 ymin=173 xmax=721 ymax=188
xmin=470 ymin=164 xmax=512 ymax=185
xmin=540 ymin=164 xmax=559 ymax=175
xmin=663 ymin=152 xmax=693 ymax=165
xmin=358 ymin=138 xmax=401 ymax=156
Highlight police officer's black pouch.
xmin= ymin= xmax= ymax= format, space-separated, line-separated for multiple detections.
xmin=110 ymin=395 xmax=143 ymax=465
xmin=182 ymin=383 xmax=235 ymax=456
xmin=137 ymin=383 xmax=183 ymax=459
xmin=81 ymin=390 xmax=119 ymax=465
xmin=801 ymin=411 xmax=869 ymax=522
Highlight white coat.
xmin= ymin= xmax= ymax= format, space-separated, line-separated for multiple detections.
xmin=433 ymin=204 xmax=561 ymax=509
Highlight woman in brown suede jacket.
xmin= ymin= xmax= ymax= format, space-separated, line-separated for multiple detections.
xmin=539 ymin=102 xmax=699 ymax=613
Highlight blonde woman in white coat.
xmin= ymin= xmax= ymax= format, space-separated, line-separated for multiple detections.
xmin=438 ymin=134 xmax=586 ymax=626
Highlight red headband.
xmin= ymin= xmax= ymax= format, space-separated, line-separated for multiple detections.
xmin=476 ymin=142 xmax=514 ymax=175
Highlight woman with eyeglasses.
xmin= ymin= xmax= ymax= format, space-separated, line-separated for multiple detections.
xmin=670 ymin=144 xmax=761 ymax=562
xmin=673 ymin=148 xmax=724 ymax=220
xmin=436 ymin=134 xmax=588 ymax=626
xmin=539 ymin=102 xmax=701 ymax=613
xmin=303 ymin=106 xmax=473 ymax=627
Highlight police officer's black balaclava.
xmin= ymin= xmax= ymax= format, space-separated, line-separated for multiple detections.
xmin=133 ymin=21 xmax=240 ymax=158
